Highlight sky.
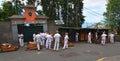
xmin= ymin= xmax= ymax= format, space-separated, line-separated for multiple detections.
xmin=82 ymin=0 xmax=107 ymax=27
xmin=0 ymin=0 xmax=107 ymax=27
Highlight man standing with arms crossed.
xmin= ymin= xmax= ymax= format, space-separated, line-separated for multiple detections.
xmin=18 ymin=33 xmax=24 ymax=47
xmin=53 ymin=31 xmax=61 ymax=51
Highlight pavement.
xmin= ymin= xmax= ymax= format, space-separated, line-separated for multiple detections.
xmin=0 ymin=42 xmax=120 ymax=61
xmin=97 ymin=55 xmax=120 ymax=61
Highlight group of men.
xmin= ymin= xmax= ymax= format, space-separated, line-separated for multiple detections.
xmin=87 ymin=31 xmax=115 ymax=45
xmin=18 ymin=31 xmax=69 ymax=51
xmin=18 ymin=30 xmax=115 ymax=51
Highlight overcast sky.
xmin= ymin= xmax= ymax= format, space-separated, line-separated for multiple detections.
xmin=0 ymin=0 xmax=107 ymax=27
xmin=83 ymin=0 xmax=107 ymax=23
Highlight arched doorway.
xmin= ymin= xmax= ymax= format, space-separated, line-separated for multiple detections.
xmin=18 ymin=24 xmax=43 ymax=42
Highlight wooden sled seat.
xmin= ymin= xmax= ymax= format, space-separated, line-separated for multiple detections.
xmin=68 ymin=42 xmax=74 ymax=47
xmin=1 ymin=43 xmax=19 ymax=52
xmin=28 ymin=42 xmax=37 ymax=50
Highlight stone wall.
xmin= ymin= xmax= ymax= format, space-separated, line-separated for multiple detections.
xmin=0 ymin=21 xmax=58 ymax=45
xmin=0 ymin=22 xmax=13 ymax=44
xmin=47 ymin=21 xmax=58 ymax=34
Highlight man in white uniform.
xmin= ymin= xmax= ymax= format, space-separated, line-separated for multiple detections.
xmin=88 ymin=32 xmax=92 ymax=43
xmin=18 ymin=33 xmax=24 ymax=47
xmin=53 ymin=31 xmax=61 ymax=51
xmin=101 ymin=31 xmax=107 ymax=45
xmin=75 ymin=32 xmax=79 ymax=42
xmin=109 ymin=32 xmax=115 ymax=43
xmin=40 ymin=33 xmax=46 ymax=47
xmin=95 ymin=31 xmax=98 ymax=40
xmin=45 ymin=32 xmax=53 ymax=49
xmin=33 ymin=33 xmax=36 ymax=42
xmin=35 ymin=32 xmax=41 ymax=50
xmin=62 ymin=32 xmax=69 ymax=49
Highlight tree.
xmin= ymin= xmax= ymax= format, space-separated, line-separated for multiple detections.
xmin=104 ymin=0 xmax=120 ymax=34
xmin=0 ymin=8 xmax=6 ymax=21
xmin=0 ymin=0 xmax=85 ymax=27
xmin=41 ymin=0 xmax=85 ymax=27
xmin=0 ymin=1 xmax=16 ymax=21
xmin=61 ymin=0 xmax=84 ymax=27
xmin=41 ymin=0 xmax=58 ymax=21
xmin=0 ymin=0 xmax=37 ymax=21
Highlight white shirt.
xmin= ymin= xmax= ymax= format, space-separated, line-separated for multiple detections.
xmin=88 ymin=32 xmax=91 ymax=38
xmin=18 ymin=34 xmax=24 ymax=39
xmin=95 ymin=32 xmax=98 ymax=38
xmin=54 ymin=33 xmax=61 ymax=41
xmin=109 ymin=33 xmax=114 ymax=39
xmin=33 ymin=33 xmax=36 ymax=38
xmin=35 ymin=34 xmax=41 ymax=42
xmin=101 ymin=33 xmax=107 ymax=39
xmin=64 ymin=35 xmax=69 ymax=41
xmin=46 ymin=34 xmax=53 ymax=42
xmin=40 ymin=33 xmax=45 ymax=40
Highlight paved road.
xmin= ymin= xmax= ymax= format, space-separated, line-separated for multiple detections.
xmin=0 ymin=42 xmax=120 ymax=61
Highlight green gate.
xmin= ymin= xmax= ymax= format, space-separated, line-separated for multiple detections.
xmin=18 ymin=24 xmax=43 ymax=42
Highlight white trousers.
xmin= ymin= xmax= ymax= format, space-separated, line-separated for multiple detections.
xmin=36 ymin=42 xmax=41 ymax=50
xmin=88 ymin=37 xmax=92 ymax=43
xmin=53 ymin=40 xmax=59 ymax=50
xmin=19 ymin=38 xmax=24 ymax=47
xmin=41 ymin=40 xmax=45 ymax=46
xmin=101 ymin=39 xmax=106 ymax=45
xmin=46 ymin=41 xmax=51 ymax=49
xmin=62 ymin=41 xmax=68 ymax=49
xmin=75 ymin=36 xmax=79 ymax=42
xmin=110 ymin=38 xmax=114 ymax=43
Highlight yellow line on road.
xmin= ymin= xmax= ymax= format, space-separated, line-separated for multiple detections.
xmin=97 ymin=57 xmax=106 ymax=61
